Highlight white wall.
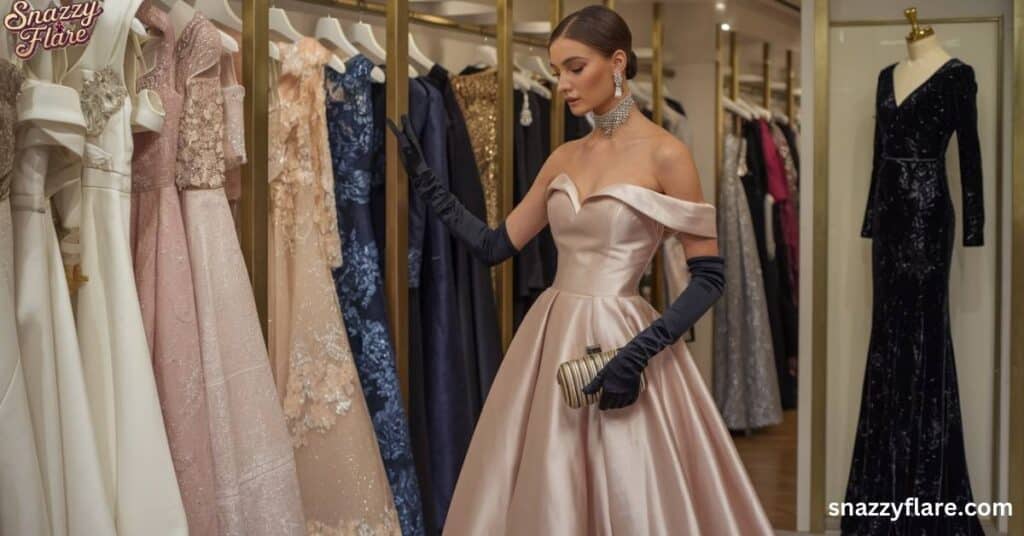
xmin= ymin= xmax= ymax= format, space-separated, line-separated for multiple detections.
xmin=800 ymin=0 xmax=1014 ymax=533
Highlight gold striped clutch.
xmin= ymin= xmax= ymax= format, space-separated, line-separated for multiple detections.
xmin=556 ymin=345 xmax=646 ymax=409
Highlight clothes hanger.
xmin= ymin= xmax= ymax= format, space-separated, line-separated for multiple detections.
xmin=528 ymin=54 xmax=557 ymax=84
xmin=407 ymin=32 xmax=435 ymax=73
xmin=472 ymin=43 xmax=497 ymax=68
xmin=510 ymin=54 xmax=550 ymax=98
xmin=125 ymin=30 xmax=165 ymax=133
xmin=348 ymin=18 xmax=418 ymax=78
xmin=317 ymin=16 xmax=384 ymax=82
xmin=722 ymin=96 xmax=752 ymax=120
xmin=193 ymin=0 xmax=242 ymax=32
xmin=270 ymin=7 xmax=345 ymax=73
xmin=219 ymin=29 xmax=239 ymax=53
xmin=131 ymin=18 xmax=148 ymax=39
xmin=316 ymin=16 xmax=360 ymax=58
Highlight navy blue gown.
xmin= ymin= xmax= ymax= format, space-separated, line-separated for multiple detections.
xmin=325 ymin=56 xmax=425 ymax=536
xmin=843 ymin=58 xmax=984 ymax=536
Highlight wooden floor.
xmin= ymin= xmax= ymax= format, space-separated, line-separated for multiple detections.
xmin=731 ymin=409 xmax=799 ymax=531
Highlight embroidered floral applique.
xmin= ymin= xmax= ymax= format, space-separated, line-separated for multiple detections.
xmin=80 ymin=67 xmax=127 ymax=136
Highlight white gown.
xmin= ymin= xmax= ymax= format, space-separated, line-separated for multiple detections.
xmin=9 ymin=31 xmax=116 ymax=536
xmin=53 ymin=0 xmax=188 ymax=533
xmin=0 ymin=54 xmax=50 ymax=536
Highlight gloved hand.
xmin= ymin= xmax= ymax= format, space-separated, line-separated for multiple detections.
xmin=583 ymin=256 xmax=726 ymax=410
xmin=386 ymin=115 xmax=518 ymax=266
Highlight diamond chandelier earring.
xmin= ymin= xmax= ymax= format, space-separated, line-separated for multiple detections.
xmin=594 ymin=69 xmax=633 ymax=137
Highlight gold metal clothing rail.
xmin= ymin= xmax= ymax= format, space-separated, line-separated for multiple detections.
xmin=239 ymin=0 xmax=671 ymax=410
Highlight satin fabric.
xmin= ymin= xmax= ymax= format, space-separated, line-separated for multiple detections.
xmin=443 ymin=173 xmax=772 ymax=535
xmin=11 ymin=56 xmax=115 ymax=535
xmin=54 ymin=0 xmax=188 ymax=531
xmin=422 ymin=64 xmax=503 ymax=428
xmin=1 ymin=58 xmax=51 ymax=536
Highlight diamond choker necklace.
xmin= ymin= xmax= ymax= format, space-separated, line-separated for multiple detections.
xmin=593 ymin=94 xmax=635 ymax=136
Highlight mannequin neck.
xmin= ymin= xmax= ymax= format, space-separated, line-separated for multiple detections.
xmin=906 ymin=34 xmax=945 ymax=62
xmin=168 ymin=1 xmax=195 ymax=42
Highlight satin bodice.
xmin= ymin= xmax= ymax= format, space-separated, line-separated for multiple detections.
xmin=546 ymin=173 xmax=717 ymax=297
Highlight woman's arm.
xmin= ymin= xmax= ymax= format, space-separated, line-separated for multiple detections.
xmin=656 ymin=138 xmax=720 ymax=257
xmin=387 ymin=115 xmax=563 ymax=265
xmin=583 ymin=136 xmax=725 ymax=410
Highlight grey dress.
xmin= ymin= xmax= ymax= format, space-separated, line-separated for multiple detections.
xmin=712 ymin=133 xmax=783 ymax=431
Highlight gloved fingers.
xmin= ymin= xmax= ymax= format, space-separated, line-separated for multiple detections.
xmin=582 ymin=372 xmax=604 ymax=395
xmin=599 ymin=391 xmax=626 ymax=411
xmin=400 ymin=115 xmax=426 ymax=153
xmin=385 ymin=117 xmax=405 ymax=141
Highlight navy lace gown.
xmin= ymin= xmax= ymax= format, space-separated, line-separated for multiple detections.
xmin=843 ymin=58 xmax=984 ymax=536
xmin=325 ymin=56 xmax=426 ymax=536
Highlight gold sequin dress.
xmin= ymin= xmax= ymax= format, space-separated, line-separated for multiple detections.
xmin=269 ymin=38 xmax=400 ymax=535
xmin=450 ymin=67 xmax=499 ymax=229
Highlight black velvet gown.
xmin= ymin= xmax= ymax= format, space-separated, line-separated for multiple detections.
xmin=843 ymin=58 xmax=984 ymax=535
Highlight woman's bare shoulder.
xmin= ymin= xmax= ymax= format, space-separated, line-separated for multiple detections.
xmin=651 ymin=132 xmax=704 ymax=202
xmin=537 ymin=137 xmax=583 ymax=185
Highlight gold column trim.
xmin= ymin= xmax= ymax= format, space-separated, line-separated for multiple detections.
xmin=786 ymin=49 xmax=795 ymax=124
xmin=496 ymin=0 xmax=514 ymax=350
xmin=603 ymin=0 xmax=615 ymax=11
xmin=729 ymin=30 xmax=739 ymax=133
xmin=651 ymin=1 xmax=665 ymax=312
xmin=1010 ymin=2 xmax=1024 ymax=534
xmin=810 ymin=0 xmax=829 ymax=532
xmin=715 ymin=26 xmax=724 ymax=181
xmin=241 ymin=0 xmax=269 ymax=336
xmin=550 ymin=0 xmax=564 ymax=151
xmin=385 ymin=0 xmax=411 ymax=409
xmin=763 ymin=42 xmax=772 ymax=109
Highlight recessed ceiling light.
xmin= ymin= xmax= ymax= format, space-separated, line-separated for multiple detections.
xmin=715 ymin=2 xmax=727 ymax=11
xmin=720 ymin=22 xmax=732 ymax=31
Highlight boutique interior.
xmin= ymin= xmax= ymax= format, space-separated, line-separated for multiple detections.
xmin=3 ymin=0 xmax=1024 ymax=534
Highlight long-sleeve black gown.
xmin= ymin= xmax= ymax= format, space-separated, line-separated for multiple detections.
xmin=843 ymin=58 xmax=984 ymax=536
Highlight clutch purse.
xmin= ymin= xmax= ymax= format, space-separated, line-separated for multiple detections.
xmin=556 ymin=345 xmax=646 ymax=409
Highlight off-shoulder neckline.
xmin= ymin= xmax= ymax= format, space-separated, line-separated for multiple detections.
xmin=547 ymin=172 xmax=713 ymax=209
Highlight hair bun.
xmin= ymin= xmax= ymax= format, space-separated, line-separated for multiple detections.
xmin=626 ymin=49 xmax=638 ymax=79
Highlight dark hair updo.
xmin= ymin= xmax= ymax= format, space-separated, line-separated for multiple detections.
xmin=548 ymin=5 xmax=638 ymax=79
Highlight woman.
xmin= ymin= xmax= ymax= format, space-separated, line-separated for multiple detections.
xmin=388 ymin=6 xmax=773 ymax=534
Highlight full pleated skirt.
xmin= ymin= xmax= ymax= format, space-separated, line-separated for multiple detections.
xmin=442 ymin=287 xmax=774 ymax=535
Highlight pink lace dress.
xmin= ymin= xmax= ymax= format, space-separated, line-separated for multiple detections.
xmin=175 ymin=13 xmax=305 ymax=535
xmin=269 ymin=38 xmax=400 ymax=534
xmin=129 ymin=5 xmax=219 ymax=535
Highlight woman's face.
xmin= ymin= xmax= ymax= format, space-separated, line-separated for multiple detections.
xmin=549 ymin=37 xmax=626 ymax=115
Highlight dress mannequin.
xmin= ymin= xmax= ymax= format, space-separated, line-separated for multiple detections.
xmin=892 ymin=8 xmax=951 ymax=106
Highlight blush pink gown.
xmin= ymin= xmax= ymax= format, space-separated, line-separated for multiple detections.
xmin=129 ymin=5 xmax=219 ymax=535
xmin=175 ymin=12 xmax=304 ymax=535
xmin=442 ymin=173 xmax=774 ymax=535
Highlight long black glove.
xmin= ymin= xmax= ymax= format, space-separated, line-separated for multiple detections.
xmin=583 ymin=256 xmax=726 ymax=410
xmin=386 ymin=115 xmax=518 ymax=266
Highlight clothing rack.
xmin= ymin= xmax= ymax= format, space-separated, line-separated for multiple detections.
xmin=715 ymin=27 xmax=800 ymax=177
xmin=238 ymin=0 xmax=671 ymax=409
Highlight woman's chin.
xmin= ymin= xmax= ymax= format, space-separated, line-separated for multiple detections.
xmin=566 ymin=100 xmax=590 ymax=116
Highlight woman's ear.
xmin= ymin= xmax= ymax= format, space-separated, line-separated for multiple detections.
xmin=611 ymin=49 xmax=628 ymax=73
